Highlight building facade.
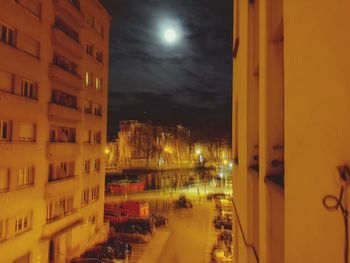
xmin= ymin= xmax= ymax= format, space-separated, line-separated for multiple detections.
xmin=232 ymin=0 xmax=350 ymax=263
xmin=0 ymin=1 xmax=110 ymax=262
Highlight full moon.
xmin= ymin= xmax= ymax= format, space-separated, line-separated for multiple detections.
xmin=163 ymin=28 xmax=177 ymax=44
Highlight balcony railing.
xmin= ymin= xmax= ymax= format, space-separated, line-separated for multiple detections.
xmin=46 ymin=208 xmax=77 ymax=224
xmin=54 ymin=18 xmax=79 ymax=43
xmin=48 ymin=174 xmax=75 ymax=183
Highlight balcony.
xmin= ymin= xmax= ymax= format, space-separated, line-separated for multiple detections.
xmin=51 ymin=27 xmax=83 ymax=59
xmin=45 ymin=175 xmax=79 ymax=199
xmin=53 ymin=0 xmax=85 ymax=28
xmin=41 ymin=213 xmax=83 ymax=241
xmin=48 ymin=102 xmax=82 ymax=123
xmin=46 ymin=141 xmax=80 ymax=158
xmin=49 ymin=64 xmax=82 ymax=90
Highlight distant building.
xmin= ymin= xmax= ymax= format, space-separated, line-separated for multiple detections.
xmin=232 ymin=1 xmax=350 ymax=263
xmin=0 ymin=1 xmax=110 ymax=262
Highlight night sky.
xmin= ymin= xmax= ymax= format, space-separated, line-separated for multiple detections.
xmin=100 ymin=0 xmax=232 ymax=140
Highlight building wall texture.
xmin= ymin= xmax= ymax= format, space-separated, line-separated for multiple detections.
xmin=0 ymin=1 xmax=110 ymax=262
xmin=233 ymin=0 xmax=350 ymax=263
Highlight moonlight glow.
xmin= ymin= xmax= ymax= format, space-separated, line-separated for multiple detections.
xmin=163 ymin=28 xmax=177 ymax=44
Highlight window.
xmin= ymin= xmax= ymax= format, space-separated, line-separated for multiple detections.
xmin=49 ymin=126 xmax=76 ymax=143
xmin=0 ymin=121 xmax=11 ymax=141
xmin=83 ymin=130 xmax=92 ymax=143
xmin=15 ymin=212 xmax=31 ymax=234
xmin=95 ymin=49 xmax=103 ymax=63
xmin=95 ymin=77 xmax=102 ymax=91
xmin=85 ymin=72 xmax=92 ymax=87
xmin=94 ymin=159 xmax=100 ymax=172
xmin=86 ymin=44 xmax=93 ymax=56
xmin=91 ymin=186 xmax=99 ymax=201
xmin=83 ymin=160 xmax=90 ymax=174
xmin=94 ymin=104 xmax=102 ymax=116
xmin=81 ymin=189 xmax=89 ymax=206
xmin=19 ymin=123 xmax=35 ymax=142
xmin=21 ymin=79 xmax=37 ymax=99
xmin=94 ymin=131 xmax=101 ymax=144
xmin=51 ymin=90 xmax=77 ymax=108
xmin=0 ymin=22 xmax=16 ymax=46
xmin=0 ymin=69 xmax=14 ymax=92
xmin=17 ymin=166 xmax=34 ymax=187
xmin=47 ymin=196 xmax=74 ymax=222
xmin=84 ymin=100 xmax=92 ymax=114
xmin=0 ymin=169 xmax=9 ymax=192
xmin=13 ymin=253 xmax=30 ymax=263
xmin=48 ymin=161 xmax=75 ymax=182
xmin=20 ymin=33 xmax=40 ymax=57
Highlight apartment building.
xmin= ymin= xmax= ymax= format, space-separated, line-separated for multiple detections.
xmin=0 ymin=0 xmax=110 ymax=262
xmin=232 ymin=0 xmax=350 ymax=263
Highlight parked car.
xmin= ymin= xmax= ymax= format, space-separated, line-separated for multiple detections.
xmin=211 ymin=247 xmax=233 ymax=263
xmin=152 ymin=213 xmax=168 ymax=228
xmin=213 ymin=216 xmax=232 ymax=230
xmin=80 ymin=246 xmax=115 ymax=262
xmin=114 ymin=223 xmax=150 ymax=236
xmin=175 ymin=195 xmax=193 ymax=209
xmin=105 ymin=238 xmax=132 ymax=259
xmin=207 ymin=192 xmax=226 ymax=201
xmin=217 ymin=230 xmax=233 ymax=245
xmin=115 ymin=231 xmax=151 ymax=243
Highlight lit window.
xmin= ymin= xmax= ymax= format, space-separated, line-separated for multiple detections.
xmin=15 ymin=212 xmax=31 ymax=234
xmin=17 ymin=166 xmax=34 ymax=187
xmin=83 ymin=130 xmax=92 ymax=143
xmin=85 ymin=72 xmax=92 ymax=87
xmin=95 ymin=77 xmax=102 ymax=91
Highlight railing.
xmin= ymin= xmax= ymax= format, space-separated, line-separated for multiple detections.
xmin=46 ymin=208 xmax=77 ymax=224
xmin=232 ymin=197 xmax=260 ymax=263
xmin=48 ymin=174 xmax=75 ymax=183
xmin=54 ymin=18 xmax=79 ymax=43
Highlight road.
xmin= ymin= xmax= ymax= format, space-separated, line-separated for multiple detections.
xmin=156 ymin=201 xmax=217 ymax=263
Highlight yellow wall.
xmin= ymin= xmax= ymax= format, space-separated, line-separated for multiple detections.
xmin=284 ymin=1 xmax=350 ymax=262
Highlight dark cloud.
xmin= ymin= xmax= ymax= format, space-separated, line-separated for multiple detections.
xmin=100 ymin=0 xmax=232 ymax=138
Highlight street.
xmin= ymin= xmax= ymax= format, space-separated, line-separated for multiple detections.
xmin=156 ymin=201 xmax=217 ymax=263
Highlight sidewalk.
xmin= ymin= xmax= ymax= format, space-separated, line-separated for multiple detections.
xmin=137 ymin=229 xmax=171 ymax=263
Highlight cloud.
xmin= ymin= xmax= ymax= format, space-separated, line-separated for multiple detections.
xmin=100 ymin=0 xmax=232 ymax=138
